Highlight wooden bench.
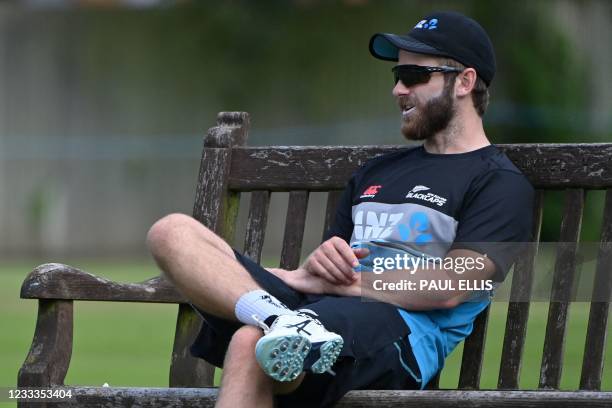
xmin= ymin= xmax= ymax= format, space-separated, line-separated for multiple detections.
xmin=18 ymin=112 xmax=612 ymax=407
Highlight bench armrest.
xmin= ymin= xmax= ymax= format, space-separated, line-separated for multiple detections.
xmin=20 ymin=263 xmax=185 ymax=303
xmin=18 ymin=263 xmax=183 ymax=389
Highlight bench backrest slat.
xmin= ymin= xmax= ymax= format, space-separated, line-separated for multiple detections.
xmin=539 ymin=189 xmax=585 ymax=389
xmin=458 ymin=305 xmax=491 ymax=389
xmin=280 ymin=190 xmax=310 ymax=270
xmin=228 ymin=145 xmax=612 ymax=191
xmin=243 ymin=190 xmax=271 ymax=263
xmin=580 ymin=188 xmax=612 ymax=390
xmin=322 ymin=191 xmax=343 ymax=241
xmin=498 ymin=190 xmax=545 ymax=389
xmin=229 ymin=147 xmax=393 ymax=191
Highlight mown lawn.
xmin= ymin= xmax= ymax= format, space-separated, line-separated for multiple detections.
xmin=1 ymin=259 xmax=610 ymax=407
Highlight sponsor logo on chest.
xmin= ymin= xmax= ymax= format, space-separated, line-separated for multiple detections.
xmin=353 ymin=210 xmax=402 ymax=240
xmin=360 ymin=185 xmax=382 ymax=199
xmin=406 ymin=185 xmax=447 ymax=207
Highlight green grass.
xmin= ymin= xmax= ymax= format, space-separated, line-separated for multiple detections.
xmin=1 ymin=259 xmax=611 ymax=404
xmin=0 ymin=259 xmax=177 ymax=391
xmin=439 ymin=301 xmax=612 ymax=390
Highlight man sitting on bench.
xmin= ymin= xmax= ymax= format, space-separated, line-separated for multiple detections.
xmin=146 ymin=10 xmax=534 ymax=408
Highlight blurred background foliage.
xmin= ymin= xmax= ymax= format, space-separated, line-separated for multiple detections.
xmin=1 ymin=0 xmax=609 ymax=258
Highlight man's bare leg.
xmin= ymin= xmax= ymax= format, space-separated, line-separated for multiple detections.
xmin=216 ymin=326 xmax=305 ymax=408
xmin=147 ymin=213 xmax=339 ymax=389
xmin=146 ymin=212 xmax=262 ymax=320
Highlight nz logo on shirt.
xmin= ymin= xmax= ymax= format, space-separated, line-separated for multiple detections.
xmin=353 ymin=209 xmax=433 ymax=245
xmin=354 ymin=210 xmax=403 ymax=240
xmin=398 ymin=212 xmax=433 ymax=244
xmin=406 ymin=185 xmax=447 ymax=207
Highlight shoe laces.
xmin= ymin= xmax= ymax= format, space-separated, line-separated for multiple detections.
xmin=253 ymin=313 xmax=338 ymax=377
xmin=295 ymin=311 xmax=323 ymax=327
xmin=251 ymin=314 xmax=271 ymax=332
xmin=296 ymin=308 xmax=318 ymax=317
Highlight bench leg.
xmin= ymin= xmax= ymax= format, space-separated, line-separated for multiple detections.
xmin=17 ymin=299 xmax=73 ymax=408
xmin=170 ymin=303 xmax=216 ymax=387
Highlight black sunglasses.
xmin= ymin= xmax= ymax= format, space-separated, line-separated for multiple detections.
xmin=392 ymin=64 xmax=463 ymax=87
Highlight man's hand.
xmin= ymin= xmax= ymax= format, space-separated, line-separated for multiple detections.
xmin=300 ymin=236 xmax=369 ymax=285
xmin=278 ymin=266 xmax=362 ymax=297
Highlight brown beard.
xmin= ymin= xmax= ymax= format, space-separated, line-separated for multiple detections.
xmin=400 ymin=79 xmax=456 ymax=141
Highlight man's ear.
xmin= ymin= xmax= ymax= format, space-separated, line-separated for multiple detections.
xmin=455 ymin=67 xmax=477 ymax=97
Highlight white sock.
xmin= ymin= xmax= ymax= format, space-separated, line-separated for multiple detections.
xmin=235 ymin=289 xmax=295 ymax=327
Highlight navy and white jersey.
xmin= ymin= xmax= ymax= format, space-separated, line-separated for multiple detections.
xmin=324 ymin=144 xmax=535 ymax=387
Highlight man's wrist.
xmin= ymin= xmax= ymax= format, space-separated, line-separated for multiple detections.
xmin=266 ymin=267 xmax=289 ymax=281
xmin=346 ymin=281 xmax=361 ymax=297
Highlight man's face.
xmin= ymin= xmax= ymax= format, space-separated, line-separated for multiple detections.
xmin=393 ymin=50 xmax=457 ymax=141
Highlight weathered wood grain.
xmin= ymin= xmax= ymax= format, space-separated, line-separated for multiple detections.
xmin=458 ymin=305 xmax=490 ymax=389
xmin=21 ymin=263 xmax=183 ymax=302
xmin=193 ymin=112 xmax=249 ymax=235
xmin=173 ymin=112 xmax=250 ymax=387
xmin=580 ymin=188 xmax=612 ymax=390
xmin=498 ymin=190 xmax=545 ymax=389
xmin=169 ymin=304 xmax=212 ymax=388
xmin=193 ymin=148 xmax=233 ymax=229
xmin=229 ymin=145 xmax=404 ymax=191
xmin=539 ymin=189 xmax=585 ymax=389
xmin=279 ymin=190 xmax=310 ymax=270
xmin=27 ymin=387 xmax=612 ymax=408
xmin=243 ymin=190 xmax=271 ymax=263
xmin=18 ymin=300 xmax=73 ymax=390
xmin=228 ymin=144 xmax=612 ymax=191
xmin=322 ymin=190 xmax=343 ymax=241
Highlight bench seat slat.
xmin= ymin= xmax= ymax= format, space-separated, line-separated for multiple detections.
xmin=228 ymin=144 xmax=612 ymax=191
xmin=49 ymin=387 xmax=612 ymax=408
xmin=20 ymin=263 xmax=184 ymax=303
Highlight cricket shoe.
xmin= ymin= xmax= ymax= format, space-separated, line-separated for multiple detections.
xmin=253 ymin=312 xmax=344 ymax=382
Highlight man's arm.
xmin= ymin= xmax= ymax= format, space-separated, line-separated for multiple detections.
xmin=355 ymin=248 xmax=496 ymax=310
xmin=268 ymin=243 xmax=496 ymax=311
xmin=265 ymin=236 xmax=367 ymax=294
xmin=266 ymin=236 xmax=366 ymax=283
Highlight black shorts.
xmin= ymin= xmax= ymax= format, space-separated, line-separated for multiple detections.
xmin=190 ymin=249 xmax=421 ymax=408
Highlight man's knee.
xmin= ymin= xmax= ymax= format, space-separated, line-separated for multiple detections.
xmin=147 ymin=213 xmax=221 ymax=254
xmin=147 ymin=213 xmax=196 ymax=252
xmin=226 ymin=326 xmax=304 ymax=395
xmin=227 ymin=325 xmax=263 ymax=360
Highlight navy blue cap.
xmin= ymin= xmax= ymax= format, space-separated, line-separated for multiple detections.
xmin=369 ymin=11 xmax=496 ymax=86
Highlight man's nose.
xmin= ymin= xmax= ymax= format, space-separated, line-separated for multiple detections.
xmin=392 ymin=80 xmax=411 ymax=97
